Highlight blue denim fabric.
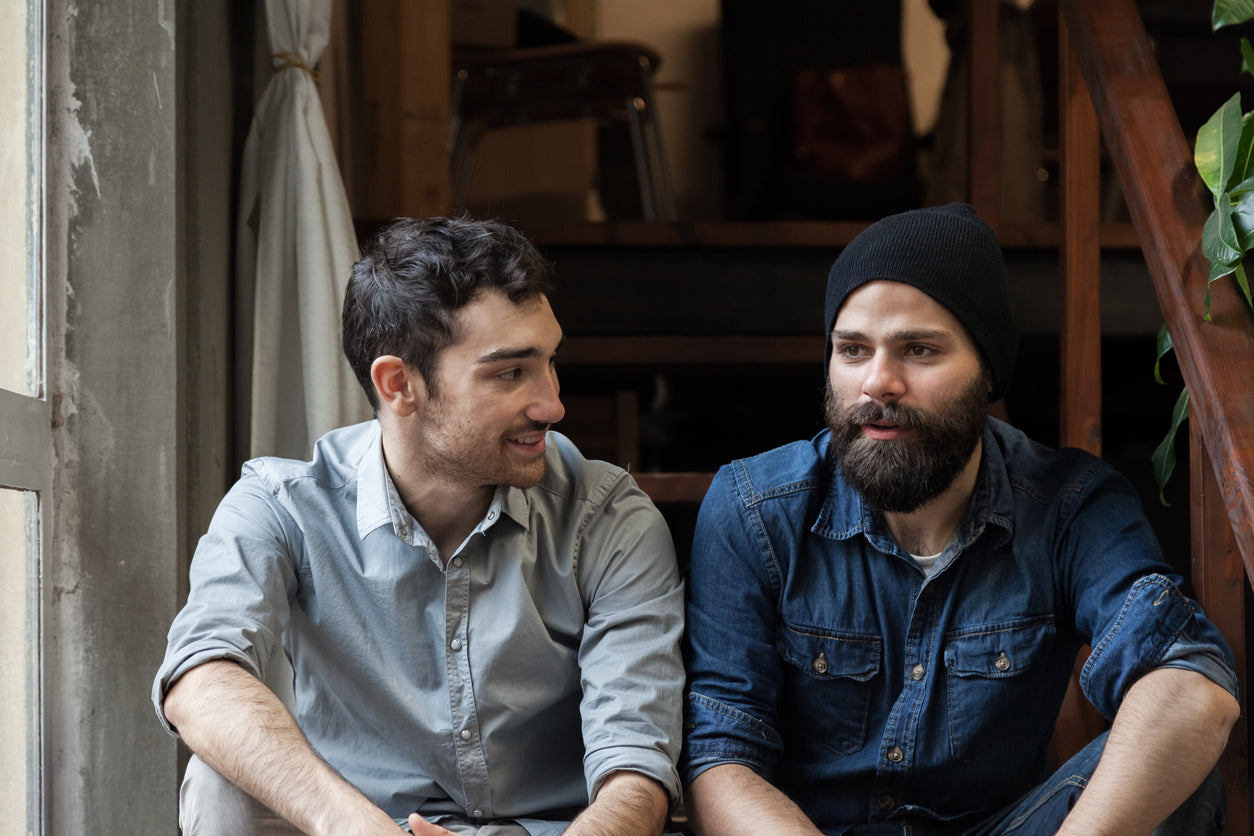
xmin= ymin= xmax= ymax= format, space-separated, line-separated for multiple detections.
xmin=831 ymin=731 xmax=1225 ymax=835
xmin=682 ymin=419 xmax=1236 ymax=834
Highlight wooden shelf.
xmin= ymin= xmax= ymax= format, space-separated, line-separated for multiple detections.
xmin=630 ymin=472 xmax=714 ymax=504
xmin=515 ymin=220 xmax=1143 ymax=250
xmin=356 ymin=218 xmax=1143 ymax=251
xmin=561 ymin=335 xmax=825 ymax=368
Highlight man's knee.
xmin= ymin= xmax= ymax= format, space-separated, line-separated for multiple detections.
xmin=180 ymin=755 xmax=303 ymax=836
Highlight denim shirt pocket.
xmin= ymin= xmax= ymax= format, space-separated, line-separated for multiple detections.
xmin=944 ymin=618 xmax=1056 ymax=763
xmin=777 ymin=624 xmax=882 ymax=756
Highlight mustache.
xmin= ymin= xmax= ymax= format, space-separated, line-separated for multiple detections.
xmin=841 ymin=399 xmax=928 ymax=431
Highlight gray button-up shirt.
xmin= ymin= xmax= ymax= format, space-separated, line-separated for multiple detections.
xmin=154 ymin=421 xmax=684 ymax=832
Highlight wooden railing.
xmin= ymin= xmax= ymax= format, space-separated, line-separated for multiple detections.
xmin=1002 ymin=0 xmax=1254 ymax=830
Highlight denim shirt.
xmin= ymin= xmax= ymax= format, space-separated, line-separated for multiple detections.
xmin=154 ymin=421 xmax=684 ymax=833
xmin=682 ymin=419 xmax=1236 ymax=833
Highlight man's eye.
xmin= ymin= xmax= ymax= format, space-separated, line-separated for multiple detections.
xmin=498 ymin=368 xmax=522 ymax=381
xmin=838 ymin=345 xmax=866 ymax=358
xmin=908 ymin=345 xmax=935 ymax=357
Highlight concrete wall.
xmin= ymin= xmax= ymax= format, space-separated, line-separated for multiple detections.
xmin=44 ymin=0 xmax=182 ymax=830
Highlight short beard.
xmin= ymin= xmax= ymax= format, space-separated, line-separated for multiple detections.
xmin=824 ymin=372 xmax=990 ymax=514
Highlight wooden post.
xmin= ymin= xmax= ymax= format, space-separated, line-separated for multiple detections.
xmin=1058 ymin=12 xmax=1102 ymax=456
xmin=358 ymin=0 xmax=451 ymax=218
xmin=1191 ymin=425 xmax=1249 ymax=836
xmin=968 ymin=0 xmax=1001 ymax=232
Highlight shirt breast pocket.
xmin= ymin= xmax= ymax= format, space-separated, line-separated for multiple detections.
xmin=944 ymin=618 xmax=1056 ymax=763
xmin=777 ymin=624 xmax=882 ymax=756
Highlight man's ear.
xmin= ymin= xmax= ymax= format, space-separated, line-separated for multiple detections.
xmin=370 ymin=355 xmax=426 ymax=418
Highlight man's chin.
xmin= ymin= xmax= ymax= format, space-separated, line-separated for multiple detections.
xmin=502 ymin=460 xmax=547 ymax=490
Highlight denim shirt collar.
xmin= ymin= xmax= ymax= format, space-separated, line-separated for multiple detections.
xmin=812 ymin=424 xmax=1015 ymax=557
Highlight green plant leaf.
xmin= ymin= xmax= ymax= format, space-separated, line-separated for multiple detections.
xmin=1233 ymin=187 xmax=1254 ymax=249
xmin=1215 ymin=0 xmax=1254 ymax=29
xmin=1229 ymin=173 xmax=1254 ymax=198
xmin=1243 ymin=37 xmax=1254 ymax=75
xmin=1154 ymin=324 xmax=1174 ymax=384
xmin=1236 ymin=262 xmax=1254 ymax=309
xmin=1196 ymin=93 xmax=1243 ymax=197
xmin=1230 ymin=112 xmax=1254 ymax=189
xmin=1203 ymin=200 xmax=1243 ymax=282
xmin=1152 ymin=386 xmax=1190 ymax=505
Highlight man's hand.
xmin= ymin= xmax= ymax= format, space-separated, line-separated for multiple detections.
xmin=164 ymin=660 xmax=404 ymax=836
xmin=564 ymin=771 xmax=670 ymax=836
xmin=407 ymin=814 xmax=458 ymax=835
xmin=1056 ymin=667 xmax=1238 ymax=836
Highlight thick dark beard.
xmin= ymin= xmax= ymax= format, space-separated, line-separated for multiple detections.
xmin=824 ymin=373 xmax=990 ymax=513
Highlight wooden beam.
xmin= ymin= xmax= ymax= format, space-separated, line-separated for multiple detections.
xmin=1061 ymin=0 xmax=1254 ymax=583
xmin=968 ymin=0 xmax=1001 ymax=231
xmin=1058 ymin=12 xmax=1103 ymax=456
xmin=358 ymin=0 xmax=450 ymax=217
xmin=1191 ymin=426 xmax=1248 ymax=836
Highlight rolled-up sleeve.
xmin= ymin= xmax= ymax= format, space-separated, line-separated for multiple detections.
xmin=681 ymin=464 xmax=787 ymax=785
xmin=151 ymin=466 xmax=301 ymax=736
xmin=1058 ymin=461 xmax=1238 ymax=718
xmin=1080 ymin=574 xmax=1238 ymax=715
xmin=576 ymin=472 xmax=686 ymax=805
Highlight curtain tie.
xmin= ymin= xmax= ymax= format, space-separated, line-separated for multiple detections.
xmin=272 ymin=51 xmax=321 ymax=82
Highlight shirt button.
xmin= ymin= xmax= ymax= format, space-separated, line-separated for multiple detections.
xmin=887 ymin=746 xmax=904 ymax=763
xmin=812 ymin=653 xmax=829 ymax=674
xmin=453 ymin=557 xmax=464 ymax=568
xmin=471 ymin=809 xmax=482 ymax=818
xmin=877 ymin=794 xmax=894 ymax=810
xmin=450 ymin=638 xmax=462 ymax=651
xmin=459 ymin=729 xmax=472 ymax=741
xmin=910 ymin=664 xmax=925 ymax=681
xmin=995 ymin=652 xmax=1011 ymax=672
xmin=487 ymin=511 xmax=497 ymax=520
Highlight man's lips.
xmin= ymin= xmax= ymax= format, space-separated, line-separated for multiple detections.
xmin=862 ymin=421 xmax=912 ymax=441
xmin=507 ymin=428 xmax=549 ymax=453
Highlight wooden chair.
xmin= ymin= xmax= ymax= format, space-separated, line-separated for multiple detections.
xmin=449 ymin=41 xmax=676 ymax=220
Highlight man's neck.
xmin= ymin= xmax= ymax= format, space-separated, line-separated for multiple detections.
xmin=882 ymin=440 xmax=983 ymax=557
xmin=381 ymin=432 xmax=495 ymax=562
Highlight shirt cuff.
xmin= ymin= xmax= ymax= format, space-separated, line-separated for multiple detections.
xmin=680 ymin=691 xmax=781 ymax=786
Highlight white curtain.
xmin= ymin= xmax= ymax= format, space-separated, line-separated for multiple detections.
xmin=237 ymin=0 xmax=370 ymax=461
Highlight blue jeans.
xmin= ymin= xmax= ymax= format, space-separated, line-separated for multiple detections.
xmin=842 ymin=732 xmax=1226 ymax=836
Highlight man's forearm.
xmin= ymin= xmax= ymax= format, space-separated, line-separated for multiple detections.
xmin=1057 ymin=667 xmax=1238 ymax=836
xmin=565 ymin=771 xmax=670 ymax=836
xmin=686 ymin=763 xmax=823 ymax=836
xmin=164 ymin=659 xmax=400 ymax=836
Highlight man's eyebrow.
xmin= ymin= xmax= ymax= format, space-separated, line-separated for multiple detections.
xmin=476 ymin=335 xmax=564 ymax=365
xmin=831 ymin=328 xmax=953 ymax=342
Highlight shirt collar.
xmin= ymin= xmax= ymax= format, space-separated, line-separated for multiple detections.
xmin=812 ymin=423 xmax=1016 ymax=552
xmin=355 ymin=426 xmax=520 ymax=547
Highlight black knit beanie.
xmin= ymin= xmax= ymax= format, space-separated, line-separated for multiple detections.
xmin=823 ymin=203 xmax=1017 ymax=403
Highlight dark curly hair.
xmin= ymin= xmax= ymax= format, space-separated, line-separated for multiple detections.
xmin=342 ymin=217 xmax=555 ymax=410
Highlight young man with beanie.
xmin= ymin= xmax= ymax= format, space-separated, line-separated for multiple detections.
xmin=154 ymin=217 xmax=683 ymax=835
xmin=681 ymin=204 xmax=1239 ymax=835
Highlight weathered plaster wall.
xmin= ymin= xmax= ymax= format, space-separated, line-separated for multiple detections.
xmin=45 ymin=0 xmax=181 ymax=830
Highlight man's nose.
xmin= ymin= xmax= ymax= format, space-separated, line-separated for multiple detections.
xmin=528 ymin=367 xmax=565 ymax=425
xmin=862 ymin=354 xmax=904 ymax=404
